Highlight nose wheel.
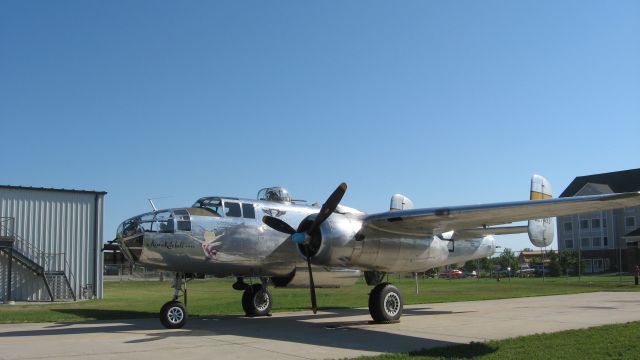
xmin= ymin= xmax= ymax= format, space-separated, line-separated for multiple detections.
xmin=160 ymin=301 xmax=187 ymax=328
xmin=160 ymin=273 xmax=189 ymax=329
xmin=368 ymin=283 xmax=403 ymax=323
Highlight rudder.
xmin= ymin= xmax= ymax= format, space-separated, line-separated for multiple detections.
xmin=528 ymin=174 xmax=555 ymax=247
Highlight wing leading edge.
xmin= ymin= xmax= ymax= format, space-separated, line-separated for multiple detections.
xmin=363 ymin=192 xmax=640 ymax=237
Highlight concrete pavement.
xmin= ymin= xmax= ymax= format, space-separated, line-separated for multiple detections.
xmin=1 ymin=291 xmax=639 ymax=360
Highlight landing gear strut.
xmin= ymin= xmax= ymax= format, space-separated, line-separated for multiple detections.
xmin=368 ymin=283 xmax=403 ymax=323
xmin=160 ymin=273 xmax=189 ymax=329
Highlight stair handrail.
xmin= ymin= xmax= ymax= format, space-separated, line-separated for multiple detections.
xmin=59 ymin=253 xmax=76 ymax=295
xmin=0 ymin=217 xmax=48 ymax=272
xmin=1 ymin=217 xmax=77 ymax=299
xmin=0 ymin=217 xmax=16 ymax=238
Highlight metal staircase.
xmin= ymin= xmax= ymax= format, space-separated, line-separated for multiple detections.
xmin=1 ymin=217 xmax=76 ymax=302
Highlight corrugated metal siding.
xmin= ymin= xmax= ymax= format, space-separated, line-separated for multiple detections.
xmin=0 ymin=188 xmax=104 ymax=301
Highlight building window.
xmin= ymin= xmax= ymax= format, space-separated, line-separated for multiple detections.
xmin=603 ymin=236 xmax=608 ymax=247
xmin=565 ymin=239 xmax=574 ymax=249
xmin=593 ymin=259 xmax=604 ymax=273
xmin=591 ymin=219 xmax=600 ymax=229
xmin=625 ymin=216 xmax=636 ymax=228
xmin=581 ymin=238 xmax=590 ymax=248
xmin=592 ymin=237 xmax=602 ymax=248
xmin=563 ymin=222 xmax=573 ymax=233
xmin=580 ymin=219 xmax=589 ymax=230
xmin=603 ymin=218 xmax=607 ymax=228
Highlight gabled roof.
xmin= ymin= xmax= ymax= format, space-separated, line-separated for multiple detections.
xmin=623 ymin=228 xmax=640 ymax=238
xmin=574 ymin=183 xmax=614 ymax=196
xmin=0 ymin=185 xmax=107 ymax=195
xmin=560 ymin=168 xmax=640 ymax=198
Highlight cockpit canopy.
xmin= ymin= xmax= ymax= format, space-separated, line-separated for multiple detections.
xmin=257 ymin=187 xmax=292 ymax=203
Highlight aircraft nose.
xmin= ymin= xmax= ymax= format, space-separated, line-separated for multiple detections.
xmin=116 ymin=217 xmax=144 ymax=263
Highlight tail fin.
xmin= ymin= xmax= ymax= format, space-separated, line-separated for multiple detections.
xmin=390 ymin=194 xmax=414 ymax=211
xmin=528 ymin=174 xmax=555 ymax=247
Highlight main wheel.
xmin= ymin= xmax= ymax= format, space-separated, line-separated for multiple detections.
xmin=242 ymin=284 xmax=273 ymax=317
xmin=160 ymin=301 xmax=187 ymax=329
xmin=368 ymin=283 xmax=403 ymax=323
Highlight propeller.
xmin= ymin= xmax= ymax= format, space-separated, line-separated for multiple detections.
xmin=262 ymin=182 xmax=347 ymax=314
xmin=262 ymin=216 xmax=296 ymax=235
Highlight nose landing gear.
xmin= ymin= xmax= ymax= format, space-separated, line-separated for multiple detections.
xmin=160 ymin=273 xmax=189 ymax=329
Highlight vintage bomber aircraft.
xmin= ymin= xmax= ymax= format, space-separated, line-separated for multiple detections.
xmin=116 ymin=175 xmax=640 ymax=328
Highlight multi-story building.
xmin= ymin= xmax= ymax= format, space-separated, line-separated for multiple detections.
xmin=556 ymin=168 xmax=640 ymax=273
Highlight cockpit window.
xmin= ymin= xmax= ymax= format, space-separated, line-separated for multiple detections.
xmin=224 ymin=201 xmax=241 ymax=217
xmin=121 ymin=210 xmax=175 ymax=234
xmin=192 ymin=198 xmax=224 ymax=217
xmin=242 ymin=203 xmax=256 ymax=219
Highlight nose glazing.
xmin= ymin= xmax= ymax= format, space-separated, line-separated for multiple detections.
xmin=116 ymin=217 xmax=144 ymax=262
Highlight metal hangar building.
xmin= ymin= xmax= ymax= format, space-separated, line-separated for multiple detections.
xmin=0 ymin=185 xmax=106 ymax=302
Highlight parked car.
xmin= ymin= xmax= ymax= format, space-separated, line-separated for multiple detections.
xmin=516 ymin=266 xmax=536 ymax=277
xmin=439 ymin=269 xmax=465 ymax=278
xmin=533 ymin=265 xmax=550 ymax=276
xmin=464 ymin=270 xmax=478 ymax=278
xmin=493 ymin=269 xmax=511 ymax=277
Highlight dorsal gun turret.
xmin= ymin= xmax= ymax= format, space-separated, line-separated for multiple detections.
xmin=258 ymin=187 xmax=292 ymax=203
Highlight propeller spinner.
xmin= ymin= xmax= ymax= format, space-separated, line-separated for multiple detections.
xmin=262 ymin=182 xmax=347 ymax=314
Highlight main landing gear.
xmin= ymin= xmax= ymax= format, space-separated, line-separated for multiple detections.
xmin=365 ymin=272 xmax=403 ymax=323
xmin=158 ymin=273 xmax=402 ymax=328
xmin=368 ymin=283 xmax=403 ymax=323
xmin=234 ymin=277 xmax=273 ymax=317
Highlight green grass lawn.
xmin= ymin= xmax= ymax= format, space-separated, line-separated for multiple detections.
xmin=0 ymin=275 xmax=638 ymax=324
xmin=352 ymin=321 xmax=640 ymax=360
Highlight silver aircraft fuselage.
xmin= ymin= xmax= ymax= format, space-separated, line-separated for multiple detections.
xmin=116 ymin=195 xmax=495 ymax=277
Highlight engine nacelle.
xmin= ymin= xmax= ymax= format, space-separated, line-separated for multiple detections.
xmin=297 ymin=212 xmax=363 ymax=267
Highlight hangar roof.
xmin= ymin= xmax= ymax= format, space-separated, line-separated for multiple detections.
xmin=560 ymin=168 xmax=640 ymax=198
xmin=0 ymin=185 xmax=107 ymax=195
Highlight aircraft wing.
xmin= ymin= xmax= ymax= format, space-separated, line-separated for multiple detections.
xmin=453 ymin=226 xmax=528 ymax=240
xmin=363 ymin=192 xmax=640 ymax=237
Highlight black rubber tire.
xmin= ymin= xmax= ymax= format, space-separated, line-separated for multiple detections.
xmin=368 ymin=283 xmax=403 ymax=323
xmin=160 ymin=301 xmax=187 ymax=329
xmin=242 ymin=284 xmax=273 ymax=317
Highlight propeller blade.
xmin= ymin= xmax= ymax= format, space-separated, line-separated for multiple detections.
xmin=308 ymin=182 xmax=347 ymax=234
xmin=262 ymin=216 xmax=296 ymax=235
xmin=306 ymin=252 xmax=318 ymax=314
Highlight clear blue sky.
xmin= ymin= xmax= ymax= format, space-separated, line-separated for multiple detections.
xmin=1 ymin=1 xmax=639 ymax=251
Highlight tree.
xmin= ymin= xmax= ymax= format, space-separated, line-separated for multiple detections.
xmin=559 ymin=250 xmax=579 ymax=275
xmin=478 ymin=257 xmax=494 ymax=277
xmin=498 ymin=248 xmax=519 ymax=273
xmin=548 ymin=251 xmax=562 ymax=276
xmin=463 ymin=260 xmax=477 ymax=272
xmin=528 ymin=256 xmax=542 ymax=266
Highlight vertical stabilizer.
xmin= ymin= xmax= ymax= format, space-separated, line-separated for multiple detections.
xmin=528 ymin=174 xmax=555 ymax=247
xmin=390 ymin=194 xmax=414 ymax=211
